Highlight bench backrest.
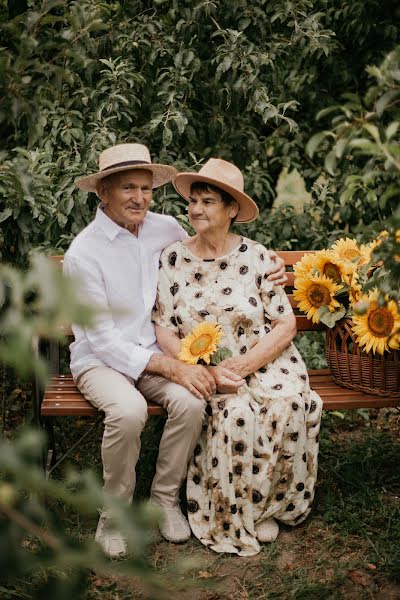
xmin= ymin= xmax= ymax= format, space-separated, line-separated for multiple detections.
xmin=51 ymin=250 xmax=322 ymax=334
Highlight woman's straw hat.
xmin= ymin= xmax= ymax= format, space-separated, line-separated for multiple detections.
xmin=75 ymin=143 xmax=177 ymax=193
xmin=173 ymin=158 xmax=259 ymax=223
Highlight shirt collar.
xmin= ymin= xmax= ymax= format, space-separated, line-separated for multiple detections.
xmin=94 ymin=205 xmax=136 ymax=241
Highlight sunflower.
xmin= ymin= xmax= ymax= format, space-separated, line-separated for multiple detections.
xmin=179 ymin=322 xmax=224 ymax=364
xmin=293 ymin=274 xmax=343 ymax=323
xmin=352 ymin=290 xmax=400 ymax=354
xmin=313 ymin=250 xmax=352 ymax=284
xmin=349 ymin=273 xmax=363 ymax=304
xmin=369 ymin=230 xmax=390 ymax=254
xmin=293 ymin=252 xmax=318 ymax=278
xmin=331 ymin=238 xmax=370 ymax=267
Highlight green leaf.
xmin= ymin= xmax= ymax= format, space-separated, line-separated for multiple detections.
xmin=217 ymin=56 xmax=232 ymax=74
xmin=348 ymin=138 xmax=379 ymax=153
xmin=318 ymin=305 xmax=346 ymax=327
xmin=210 ymin=347 xmax=232 ymax=365
xmin=316 ymin=106 xmax=339 ymax=121
xmin=335 ymin=135 xmax=349 ymax=159
xmin=342 ymin=92 xmax=361 ymax=103
xmin=376 ymin=89 xmax=400 ymax=117
xmin=306 ymin=132 xmax=329 ymax=158
xmin=0 ymin=208 xmax=12 ymax=223
xmin=363 ymin=123 xmax=381 ymax=143
xmin=378 ymin=184 xmax=400 ymax=209
xmin=385 ymin=121 xmax=399 ymax=140
xmin=162 ymin=127 xmax=173 ymax=147
xmin=324 ymin=150 xmax=337 ymax=176
xmin=330 ymin=410 xmax=345 ymax=419
xmin=239 ymin=17 xmax=251 ymax=30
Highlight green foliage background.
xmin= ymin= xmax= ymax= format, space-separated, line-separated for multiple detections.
xmin=1 ymin=0 xmax=400 ymax=265
xmin=1 ymin=3 xmax=400 ymax=597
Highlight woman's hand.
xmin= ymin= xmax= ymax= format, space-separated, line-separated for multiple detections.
xmin=267 ymin=251 xmax=287 ymax=286
xmin=218 ymin=355 xmax=250 ymax=379
xmin=208 ymin=365 xmax=245 ymax=394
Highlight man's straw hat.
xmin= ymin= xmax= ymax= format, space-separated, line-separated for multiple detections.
xmin=75 ymin=143 xmax=177 ymax=193
xmin=173 ymin=158 xmax=259 ymax=223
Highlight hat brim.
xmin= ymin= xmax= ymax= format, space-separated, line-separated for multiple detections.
xmin=75 ymin=164 xmax=177 ymax=193
xmin=173 ymin=173 xmax=259 ymax=224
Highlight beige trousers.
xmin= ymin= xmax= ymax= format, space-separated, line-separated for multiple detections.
xmin=77 ymin=367 xmax=205 ymax=506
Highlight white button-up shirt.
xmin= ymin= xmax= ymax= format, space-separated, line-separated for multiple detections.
xmin=63 ymin=207 xmax=188 ymax=381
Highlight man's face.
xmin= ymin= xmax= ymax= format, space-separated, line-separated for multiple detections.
xmin=98 ymin=169 xmax=153 ymax=229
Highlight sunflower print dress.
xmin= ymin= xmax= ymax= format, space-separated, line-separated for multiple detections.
xmin=152 ymin=237 xmax=323 ymax=556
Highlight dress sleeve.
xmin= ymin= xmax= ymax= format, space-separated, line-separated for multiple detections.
xmin=152 ymin=247 xmax=180 ymax=333
xmin=258 ymin=247 xmax=293 ymax=321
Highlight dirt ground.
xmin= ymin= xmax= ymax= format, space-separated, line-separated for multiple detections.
xmin=87 ymin=410 xmax=400 ymax=600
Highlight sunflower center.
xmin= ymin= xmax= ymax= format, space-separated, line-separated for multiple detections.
xmin=342 ymin=249 xmax=361 ymax=262
xmin=323 ymin=263 xmax=342 ymax=282
xmin=190 ymin=334 xmax=213 ymax=355
xmin=367 ymin=307 xmax=394 ymax=337
xmin=307 ymin=283 xmax=331 ymax=307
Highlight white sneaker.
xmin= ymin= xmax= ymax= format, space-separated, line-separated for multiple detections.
xmin=152 ymin=503 xmax=191 ymax=543
xmin=95 ymin=511 xmax=127 ymax=558
xmin=255 ymin=517 xmax=279 ymax=542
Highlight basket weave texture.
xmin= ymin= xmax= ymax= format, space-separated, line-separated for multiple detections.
xmin=326 ymin=319 xmax=400 ymax=397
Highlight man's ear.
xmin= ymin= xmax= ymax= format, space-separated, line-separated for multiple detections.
xmin=96 ymin=180 xmax=107 ymax=203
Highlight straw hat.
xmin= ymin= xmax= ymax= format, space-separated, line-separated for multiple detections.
xmin=75 ymin=143 xmax=177 ymax=193
xmin=173 ymin=158 xmax=259 ymax=223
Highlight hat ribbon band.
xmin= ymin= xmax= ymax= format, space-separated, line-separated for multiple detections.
xmin=102 ymin=160 xmax=151 ymax=171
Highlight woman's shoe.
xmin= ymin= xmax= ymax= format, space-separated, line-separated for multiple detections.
xmin=255 ymin=517 xmax=279 ymax=542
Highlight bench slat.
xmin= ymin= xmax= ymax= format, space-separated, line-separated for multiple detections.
xmin=275 ymin=251 xmax=314 ymax=266
xmin=296 ymin=316 xmax=324 ymax=331
xmin=41 ymin=373 xmax=399 ymax=417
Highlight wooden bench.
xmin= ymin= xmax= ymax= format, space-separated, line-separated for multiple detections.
xmin=34 ymin=252 xmax=399 ymax=475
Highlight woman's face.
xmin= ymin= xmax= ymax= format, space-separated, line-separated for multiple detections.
xmin=188 ymin=188 xmax=238 ymax=235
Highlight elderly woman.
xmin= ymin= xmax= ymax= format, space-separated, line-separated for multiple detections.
xmin=152 ymin=159 xmax=323 ymax=556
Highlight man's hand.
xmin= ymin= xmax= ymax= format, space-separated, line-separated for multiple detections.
xmin=146 ymin=354 xmax=216 ymax=400
xmin=171 ymin=362 xmax=216 ymax=400
xmin=218 ymin=355 xmax=250 ymax=379
xmin=207 ymin=366 xmax=245 ymax=394
xmin=267 ymin=251 xmax=287 ymax=286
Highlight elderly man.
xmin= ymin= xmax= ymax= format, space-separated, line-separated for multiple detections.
xmin=64 ymin=143 xmax=286 ymax=558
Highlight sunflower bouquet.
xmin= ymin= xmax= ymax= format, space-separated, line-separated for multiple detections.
xmin=178 ymin=322 xmax=264 ymax=403
xmin=293 ymin=237 xmax=400 ymax=355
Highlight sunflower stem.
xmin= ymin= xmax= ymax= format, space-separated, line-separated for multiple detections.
xmin=243 ymin=383 xmax=263 ymax=404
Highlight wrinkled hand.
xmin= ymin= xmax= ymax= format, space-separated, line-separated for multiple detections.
xmin=171 ymin=362 xmax=216 ymax=400
xmin=219 ymin=355 xmax=250 ymax=379
xmin=208 ymin=366 xmax=245 ymax=394
xmin=267 ymin=251 xmax=287 ymax=286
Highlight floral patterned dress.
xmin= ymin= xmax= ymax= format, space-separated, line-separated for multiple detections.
xmin=152 ymin=237 xmax=323 ymax=556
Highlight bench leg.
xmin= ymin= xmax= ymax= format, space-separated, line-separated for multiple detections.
xmin=46 ymin=415 xmax=103 ymax=478
xmin=31 ymin=336 xmax=50 ymax=471
xmin=43 ymin=416 xmax=56 ymax=479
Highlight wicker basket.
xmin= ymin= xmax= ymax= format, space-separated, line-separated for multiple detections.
xmin=326 ymin=319 xmax=400 ymax=397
